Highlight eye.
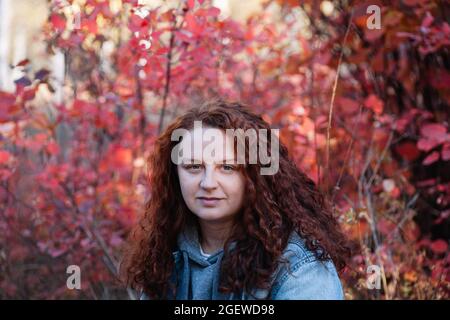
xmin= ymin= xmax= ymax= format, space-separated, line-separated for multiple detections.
xmin=183 ymin=164 xmax=202 ymax=171
xmin=222 ymin=164 xmax=236 ymax=171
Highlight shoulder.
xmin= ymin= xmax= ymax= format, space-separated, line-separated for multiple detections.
xmin=281 ymin=231 xmax=317 ymax=265
xmin=140 ymin=292 xmax=149 ymax=300
xmin=270 ymin=231 xmax=344 ymax=300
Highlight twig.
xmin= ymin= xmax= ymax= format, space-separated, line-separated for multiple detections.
xmin=158 ymin=4 xmax=183 ymax=134
xmin=331 ymin=104 xmax=363 ymax=204
xmin=365 ymin=122 xmax=397 ymax=189
xmin=325 ymin=9 xmax=354 ymax=193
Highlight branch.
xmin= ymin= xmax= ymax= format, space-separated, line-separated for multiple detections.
xmin=325 ymin=9 xmax=354 ymax=194
xmin=158 ymin=5 xmax=183 ymax=134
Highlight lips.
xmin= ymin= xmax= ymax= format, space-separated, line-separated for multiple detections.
xmin=197 ymin=197 xmax=223 ymax=200
xmin=197 ymin=197 xmax=223 ymax=206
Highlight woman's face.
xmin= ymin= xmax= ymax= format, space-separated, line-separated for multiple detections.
xmin=176 ymin=126 xmax=246 ymax=224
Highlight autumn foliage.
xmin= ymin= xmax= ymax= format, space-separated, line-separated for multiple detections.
xmin=0 ymin=0 xmax=449 ymax=299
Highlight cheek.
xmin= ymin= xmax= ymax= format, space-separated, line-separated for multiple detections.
xmin=224 ymin=174 xmax=246 ymax=202
xmin=178 ymin=171 xmax=198 ymax=196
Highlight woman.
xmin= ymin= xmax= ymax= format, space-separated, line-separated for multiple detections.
xmin=120 ymin=98 xmax=351 ymax=300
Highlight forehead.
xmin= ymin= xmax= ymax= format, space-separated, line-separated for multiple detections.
xmin=178 ymin=127 xmax=236 ymax=163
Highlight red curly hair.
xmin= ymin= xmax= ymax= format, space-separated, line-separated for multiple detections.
xmin=120 ymin=98 xmax=351 ymax=299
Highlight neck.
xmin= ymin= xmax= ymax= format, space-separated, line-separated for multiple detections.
xmin=198 ymin=218 xmax=235 ymax=254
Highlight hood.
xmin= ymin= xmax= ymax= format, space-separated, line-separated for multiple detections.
xmin=173 ymin=220 xmax=233 ymax=299
xmin=172 ymin=221 xmax=274 ymax=300
xmin=176 ymin=221 xmax=225 ymax=267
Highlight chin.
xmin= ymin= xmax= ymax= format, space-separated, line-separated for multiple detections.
xmin=194 ymin=209 xmax=232 ymax=222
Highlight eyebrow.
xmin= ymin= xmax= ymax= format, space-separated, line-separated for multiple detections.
xmin=180 ymin=158 xmax=237 ymax=164
xmin=219 ymin=159 xmax=237 ymax=163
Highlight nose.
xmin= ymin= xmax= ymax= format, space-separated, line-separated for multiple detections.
xmin=199 ymin=165 xmax=219 ymax=190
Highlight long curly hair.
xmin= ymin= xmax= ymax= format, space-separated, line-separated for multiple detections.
xmin=120 ymin=98 xmax=352 ymax=299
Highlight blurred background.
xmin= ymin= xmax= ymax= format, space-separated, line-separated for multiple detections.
xmin=0 ymin=0 xmax=449 ymax=299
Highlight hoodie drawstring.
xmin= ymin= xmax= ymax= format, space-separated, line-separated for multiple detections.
xmin=177 ymin=251 xmax=190 ymax=299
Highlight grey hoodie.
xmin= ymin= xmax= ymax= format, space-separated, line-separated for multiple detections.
xmin=140 ymin=222 xmax=344 ymax=300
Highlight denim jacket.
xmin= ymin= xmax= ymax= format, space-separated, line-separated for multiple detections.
xmin=140 ymin=223 xmax=344 ymax=300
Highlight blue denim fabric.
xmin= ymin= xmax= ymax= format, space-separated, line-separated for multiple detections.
xmin=140 ymin=222 xmax=344 ymax=300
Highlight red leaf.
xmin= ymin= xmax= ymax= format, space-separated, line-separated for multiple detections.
xmin=0 ymin=91 xmax=16 ymax=108
xmin=112 ymin=147 xmax=133 ymax=167
xmin=416 ymin=178 xmax=436 ymax=187
xmin=364 ymin=94 xmax=384 ymax=115
xmin=10 ymin=245 xmax=29 ymax=261
xmin=430 ymin=239 xmax=448 ymax=254
xmin=0 ymin=92 xmax=16 ymax=123
xmin=395 ymin=142 xmax=421 ymax=161
xmin=187 ymin=0 xmax=196 ymax=10
xmin=197 ymin=7 xmax=221 ymax=17
xmin=420 ymin=123 xmax=448 ymax=142
xmin=417 ymin=138 xmax=440 ymax=152
xmin=434 ymin=209 xmax=450 ymax=225
xmin=422 ymin=151 xmax=440 ymax=165
xmin=403 ymin=220 xmax=420 ymax=242
xmin=207 ymin=7 xmax=221 ymax=17
xmin=442 ymin=143 xmax=450 ymax=161
xmin=421 ymin=12 xmax=434 ymax=29
xmin=23 ymin=87 xmax=37 ymax=101
xmin=377 ymin=218 xmax=396 ymax=235
xmin=403 ymin=0 xmax=419 ymax=5
xmin=337 ymin=97 xmax=360 ymax=115
xmin=394 ymin=109 xmax=419 ymax=133
xmin=0 ymin=150 xmax=11 ymax=163
xmin=430 ymin=70 xmax=450 ymax=90
xmin=390 ymin=187 xmax=401 ymax=198
xmin=129 ymin=14 xmax=145 ymax=33
xmin=364 ymin=28 xmax=384 ymax=42
xmin=46 ymin=142 xmax=60 ymax=155
xmin=50 ymin=13 xmax=66 ymax=32
xmin=16 ymin=59 xmax=30 ymax=67
xmin=48 ymin=247 xmax=67 ymax=258
xmin=114 ymin=76 xmax=135 ymax=98
xmin=185 ymin=13 xmax=203 ymax=37
xmin=81 ymin=18 xmax=98 ymax=34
